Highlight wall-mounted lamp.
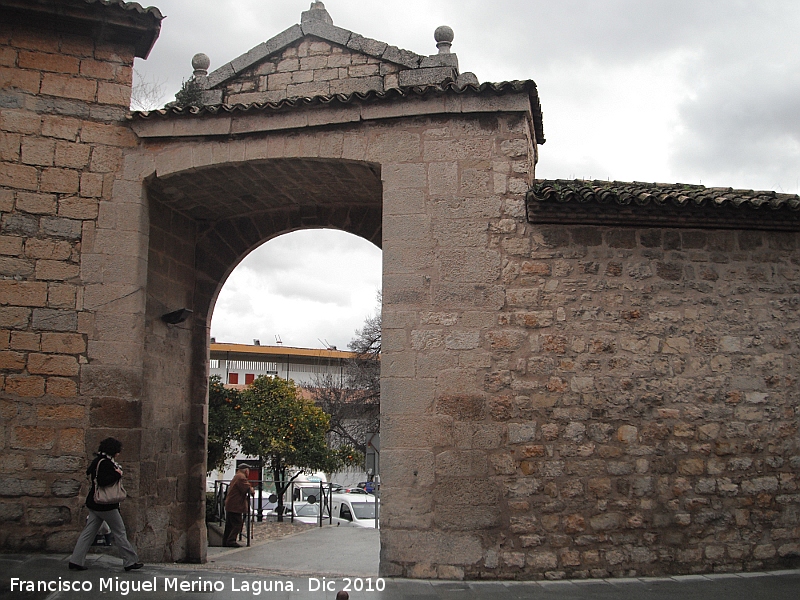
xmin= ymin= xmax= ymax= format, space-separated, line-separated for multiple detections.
xmin=161 ymin=308 xmax=192 ymax=324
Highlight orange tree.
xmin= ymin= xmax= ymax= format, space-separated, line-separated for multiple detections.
xmin=207 ymin=375 xmax=242 ymax=474
xmin=236 ymin=376 xmax=359 ymax=521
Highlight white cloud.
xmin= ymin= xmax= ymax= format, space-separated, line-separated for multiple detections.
xmin=139 ymin=1 xmax=799 ymax=349
xmin=210 ymin=230 xmax=381 ymax=351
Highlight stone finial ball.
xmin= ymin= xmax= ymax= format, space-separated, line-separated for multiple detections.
xmin=191 ymin=53 xmax=210 ymax=71
xmin=434 ymin=25 xmax=454 ymax=44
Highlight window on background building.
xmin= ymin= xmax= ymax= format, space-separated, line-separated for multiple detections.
xmin=245 ymin=374 xmax=255 ymax=385
xmin=228 ymin=373 xmax=238 ymax=385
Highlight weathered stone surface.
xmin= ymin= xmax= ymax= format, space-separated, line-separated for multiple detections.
xmin=27 ymin=506 xmax=71 ymax=525
xmin=435 ymin=395 xmax=485 ymax=420
xmin=3 ymin=5 xmax=799 ymax=580
xmin=31 ymin=309 xmax=77 ymax=331
xmin=51 ymin=479 xmax=82 ymax=497
xmin=30 ymin=455 xmax=83 ymax=471
xmin=0 ymin=503 xmax=24 ymax=522
xmin=0 ymin=478 xmax=47 ymax=497
xmin=27 ymin=353 xmax=79 ymax=376
xmin=383 ymin=530 xmax=483 ymax=565
xmin=90 ymin=397 xmax=142 ymax=428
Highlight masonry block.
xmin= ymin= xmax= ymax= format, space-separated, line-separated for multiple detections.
xmin=11 ymin=426 xmax=56 ymax=450
xmin=27 ymin=353 xmax=79 ymax=376
xmin=383 ymin=531 xmax=483 ymax=565
xmin=31 ymin=309 xmax=77 ymax=331
xmin=0 ymin=163 xmax=39 ymax=190
xmin=97 ymin=81 xmax=130 ymax=106
xmin=47 ymin=283 xmax=77 ymax=309
xmin=0 ymin=350 xmax=25 ymax=370
xmin=0 ymin=280 xmax=48 ymax=306
xmin=46 ymin=377 xmax=78 ymax=397
xmin=40 ymin=332 xmax=85 ymax=354
xmin=36 ymin=404 xmax=83 ymax=421
xmin=35 ymin=259 xmax=80 ymax=281
xmin=57 ymin=427 xmax=84 ymax=454
xmin=24 ymin=238 xmax=71 ymax=260
xmin=9 ymin=331 xmax=39 ymax=351
xmin=40 ymin=73 xmax=96 ymax=101
xmin=90 ymin=397 xmax=142 ymax=428
xmin=80 ymin=122 xmax=137 ymax=147
xmin=20 ymin=137 xmax=55 ymax=166
xmin=382 ymin=415 xmax=453 ymax=448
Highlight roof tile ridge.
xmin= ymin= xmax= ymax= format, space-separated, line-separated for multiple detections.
xmin=300 ymin=18 xmax=353 ymax=49
xmin=529 ymin=179 xmax=799 ymax=209
xmin=83 ymin=0 xmax=164 ymax=20
xmin=206 ymin=24 xmax=305 ymax=89
xmin=205 ymin=22 xmax=428 ymax=90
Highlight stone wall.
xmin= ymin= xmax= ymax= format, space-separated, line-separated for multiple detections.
xmin=2 ymin=0 xmax=797 ymax=578
xmin=198 ymin=1 xmax=468 ymax=107
xmin=0 ymin=13 xmax=148 ymax=552
xmin=381 ymin=217 xmax=800 ymax=579
xmin=140 ymin=197 xmax=201 ymax=560
xmin=126 ymin=100 xmax=535 ymax=565
xmin=220 ymin=39 xmax=405 ymax=104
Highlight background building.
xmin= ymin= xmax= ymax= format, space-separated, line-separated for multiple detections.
xmin=206 ymin=341 xmax=375 ymax=489
xmin=209 ymin=341 xmax=354 ymax=390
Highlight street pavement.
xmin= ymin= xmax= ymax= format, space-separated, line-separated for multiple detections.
xmin=1 ymin=525 xmax=799 ymax=599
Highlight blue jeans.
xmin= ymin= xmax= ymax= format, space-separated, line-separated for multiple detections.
xmin=69 ymin=508 xmax=139 ymax=568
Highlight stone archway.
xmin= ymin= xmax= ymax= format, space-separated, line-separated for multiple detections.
xmin=3 ymin=1 xmax=798 ymax=580
xmin=124 ymin=101 xmax=536 ymax=563
xmin=140 ymin=156 xmax=383 ymax=561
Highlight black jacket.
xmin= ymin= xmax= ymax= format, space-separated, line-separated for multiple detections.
xmin=85 ymin=456 xmax=122 ymax=511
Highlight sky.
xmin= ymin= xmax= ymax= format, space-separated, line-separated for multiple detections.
xmin=132 ymin=0 xmax=800 ymax=351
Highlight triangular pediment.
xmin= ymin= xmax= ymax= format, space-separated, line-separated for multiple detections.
xmin=199 ymin=1 xmax=466 ymax=105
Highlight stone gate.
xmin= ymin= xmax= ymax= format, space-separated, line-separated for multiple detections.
xmin=1 ymin=0 xmax=798 ymax=580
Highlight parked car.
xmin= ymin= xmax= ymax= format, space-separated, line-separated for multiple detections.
xmin=334 ymin=486 xmax=369 ymax=495
xmin=266 ymin=501 xmax=321 ymax=525
xmin=357 ymin=481 xmax=378 ymax=494
xmin=292 ymin=484 xmax=324 ymax=503
xmin=330 ymin=492 xmax=377 ymax=528
xmin=250 ymin=492 xmax=278 ymax=516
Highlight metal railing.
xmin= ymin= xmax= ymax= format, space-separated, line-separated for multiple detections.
xmin=212 ymin=480 xmax=253 ymax=547
xmin=211 ymin=479 xmax=336 ymax=547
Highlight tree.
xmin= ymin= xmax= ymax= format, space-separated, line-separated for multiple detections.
xmin=310 ymin=297 xmax=381 ymax=455
xmin=207 ymin=376 xmax=242 ymax=474
xmin=311 ymin=373 xmax=379 ymax=454
xmin=347 ymin=302 xmax=381 ymax=406
xmin=236 ymin=376 xmax=359 ymax=521
xmin=129 ymin=68 xmax=166 ymax=111
xmin=173 ymin=77 xmax=204 ymax=109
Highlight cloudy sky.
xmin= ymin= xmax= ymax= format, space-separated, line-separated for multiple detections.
xmin=133 ymin=0 xmax=800 ymax=350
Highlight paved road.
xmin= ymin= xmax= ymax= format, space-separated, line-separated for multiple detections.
xmin=208 ymin=525 xmax=380 ymax=577
xmin=2 ymin=526 xmax=799 ymax=599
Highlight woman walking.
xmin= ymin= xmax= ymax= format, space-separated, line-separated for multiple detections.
xmin=68 ymin=437 xmax=143 ymax=571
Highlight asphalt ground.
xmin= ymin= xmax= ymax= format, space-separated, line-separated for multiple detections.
xmin=1 ymin=526 xmax=799 ymax=599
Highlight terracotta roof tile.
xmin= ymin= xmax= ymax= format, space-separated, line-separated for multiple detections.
xmin=130 ymin=80 xmax=546 ymax=144
xmin=83 ymin=0 xmax=164 ymax=20
xmin=0 ymin=0 xmax=163 ymax=58
xmin=527 ymin=179 xmax=800 ymax=231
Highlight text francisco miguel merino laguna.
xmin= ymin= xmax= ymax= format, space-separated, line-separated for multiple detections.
xmin=10 ymin=575 xmax=386 ymax=595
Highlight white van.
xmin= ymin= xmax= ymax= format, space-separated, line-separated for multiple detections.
xmin=330 ymin=493 xmax=377 ymax=528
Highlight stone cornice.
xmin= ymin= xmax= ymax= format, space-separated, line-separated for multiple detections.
xmin=130 ymin=81 xmax=545 ymax=144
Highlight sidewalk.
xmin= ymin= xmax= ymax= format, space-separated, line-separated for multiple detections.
xmin=2 ymin=526 xmax=799 ymax=599
xmin=207 ymin=524 xmax=380 ymax=577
